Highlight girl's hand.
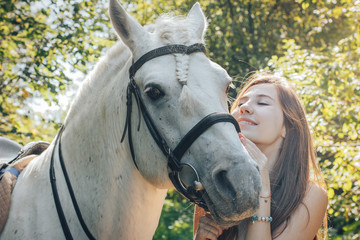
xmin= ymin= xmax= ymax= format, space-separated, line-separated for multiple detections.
xmin=238 ymin=133 xmax=271 ymax=196
xmin=194 ymin=214 xmax=227 ymax=240
xmin=238 ymin=133 xmax=269 ymax=174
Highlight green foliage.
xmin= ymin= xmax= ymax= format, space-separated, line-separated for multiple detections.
xmin=264 ymin=3 xmax=359 ymax=237
xmin=267 ymin=38 xmax=359 ymax=239
xmin=153 ymin=190 xmax=194 ymax=240
xmin=0 ymin=0 xmax=114 ymax=142
xmin=1 ymin=0 xmax=359 ymax=238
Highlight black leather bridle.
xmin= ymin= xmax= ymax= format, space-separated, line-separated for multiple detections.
xmin=49 ymin=43 xmax=240 ymax=240
xmin=121 ymin=43 xmax=240 ymax=210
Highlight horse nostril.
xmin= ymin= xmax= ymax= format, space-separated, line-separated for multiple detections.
xmin=215 ymin=170 xmax=236 ymax=200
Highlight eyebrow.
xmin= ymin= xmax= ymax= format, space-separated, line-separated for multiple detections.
xmin=240 ymin=94 xmax=275 ymax=101
xmin=257 ymin=94 xmax=274 ymax=100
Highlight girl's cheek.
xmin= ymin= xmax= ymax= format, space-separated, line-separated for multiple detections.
xmin=231 ymin=108 xmax=240 ymax=119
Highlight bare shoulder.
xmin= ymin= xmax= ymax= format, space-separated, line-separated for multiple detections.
xmin=304 ymin=182 xmax=328 ymax=208
xmin=302 ymin=182 xmax=328 ymax=225
xmin=274 ymin=183 xmax=328 ymax=240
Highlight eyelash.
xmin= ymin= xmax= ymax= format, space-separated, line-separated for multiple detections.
xmin=238 ymin=102 xmax=269 ymax=106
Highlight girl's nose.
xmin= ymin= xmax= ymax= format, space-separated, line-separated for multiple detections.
xmin=239 ymin=102 xmax=253 ymax=114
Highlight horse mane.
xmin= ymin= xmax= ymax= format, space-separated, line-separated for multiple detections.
xmin=63 ymin=41 xmax=130 ymax=125
xmin=146 ymin=14 xmax=206 ymax=45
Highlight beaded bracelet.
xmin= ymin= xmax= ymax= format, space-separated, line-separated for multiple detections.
xmin=252 ymin=215 xmax=273 ymax=224
xmin=260 ymin=193 xmax=272 ymax=198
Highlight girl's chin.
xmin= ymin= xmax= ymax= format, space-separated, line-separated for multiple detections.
xmin=240 ymin=133 xmax=261 ymax=145
xmin=240 ymin=130 xmax=256 ymax=139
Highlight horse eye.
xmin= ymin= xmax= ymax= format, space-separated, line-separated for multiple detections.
xmin=145 ymin=86 xmax=164 ymax=100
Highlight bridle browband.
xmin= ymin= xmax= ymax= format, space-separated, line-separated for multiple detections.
xmin=129 ymin=43 xmax=207 ymax=80
xmin=49 ymin=43 xmax=240 ymax=240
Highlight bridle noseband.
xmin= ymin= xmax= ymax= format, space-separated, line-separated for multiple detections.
xmin=121 ymin=43 xmax=240 ymax=211
xmin=49 ymin=43 xmax=240 ymax=240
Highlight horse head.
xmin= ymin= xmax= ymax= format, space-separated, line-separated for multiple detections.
xmin=109 ymin=0 xmax=261 ymax=227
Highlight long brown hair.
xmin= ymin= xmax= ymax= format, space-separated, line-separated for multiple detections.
xmin=221 ymin=73 xmax=327 ymax=239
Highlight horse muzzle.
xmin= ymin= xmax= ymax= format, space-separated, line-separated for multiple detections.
xmin=203 ymin=159 xmax=261 ymax=226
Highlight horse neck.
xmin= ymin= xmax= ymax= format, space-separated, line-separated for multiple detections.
xmin=57 ymin=42 xmax=168 ymax=238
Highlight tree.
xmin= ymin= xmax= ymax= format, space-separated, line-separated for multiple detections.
xmin=267 ymin=31 xmax=359 ymax=240
xmin=263 ymin=2 xmax=360 ymax=237
xmin=0 ymin=0 xmax=113 ymax=143
xmin=153 ymin=190 xmax=194 ymax=240
xmin=1 ymin=0 xmax=359 ymax=238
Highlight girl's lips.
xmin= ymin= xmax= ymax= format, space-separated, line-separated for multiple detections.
xmin=237 ymin=118 xmax=258 ymax=125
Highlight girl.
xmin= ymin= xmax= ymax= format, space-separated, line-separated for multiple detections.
xmin=193 ymin=73 xmax=328 ymax=240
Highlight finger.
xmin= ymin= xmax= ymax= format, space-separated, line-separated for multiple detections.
xmin=241 ymin=136 xmax=258 ymax=151
xmin=238 ymin=133 xmax=252 ymax=158
xmin=242 ymin=137 xmax=263 ymax=158
xmin=199 ymin=218 xmax=222 ymax=236
xmin=195 ymin=226 xmax=220 ymax=240
xmin=238 ymin=133 xmax=246 ymax=144
xmin=238 ymin=133 xmax=256 ymax=152
xmin=241 ymin=139 xmax=258 ymax=160
xmin=195 ymin=224 xmax=220 ymax=240
xmin=238 ymin=136 xmax=268 ymax=167
xmin=198 ymin=215 xmax=224 ymax=237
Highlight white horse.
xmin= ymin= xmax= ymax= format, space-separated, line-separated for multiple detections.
xmin=0 ymin=1 xmax=261 ymax=239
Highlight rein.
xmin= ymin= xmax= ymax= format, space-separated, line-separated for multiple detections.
xmin=49 ymin=43 xmax=240 ymax=240
xmin=50 ymin=126 xmax=96 ymax=240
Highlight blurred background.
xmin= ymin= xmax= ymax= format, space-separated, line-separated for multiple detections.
xmin=0 ymin=0 xmax=359 ymax=239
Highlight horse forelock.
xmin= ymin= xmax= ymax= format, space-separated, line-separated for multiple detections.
xmin=144 ymin=14 xmax=205 ymax=86
xmin=174 ymin=54 xmax=189 ymax=85
xmin=146 ymin=14 xmax=202 ymax=45
xmin=179 ymin=85 xmax=196 ymax=116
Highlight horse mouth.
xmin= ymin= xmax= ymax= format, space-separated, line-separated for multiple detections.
xmin=201 ymin=190 xmax=255 ymax=227
xmin=200 ymin=191 xmax=231 ymax=225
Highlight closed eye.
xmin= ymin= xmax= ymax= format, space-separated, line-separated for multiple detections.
xmin=258 ymin=102 xmax=269 ymax=106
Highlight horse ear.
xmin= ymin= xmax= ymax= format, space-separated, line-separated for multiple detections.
xmin=187 ymin=2 xmax=207 ymax=40
xmin=109 ymin=0 xmax=149 ymax=52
